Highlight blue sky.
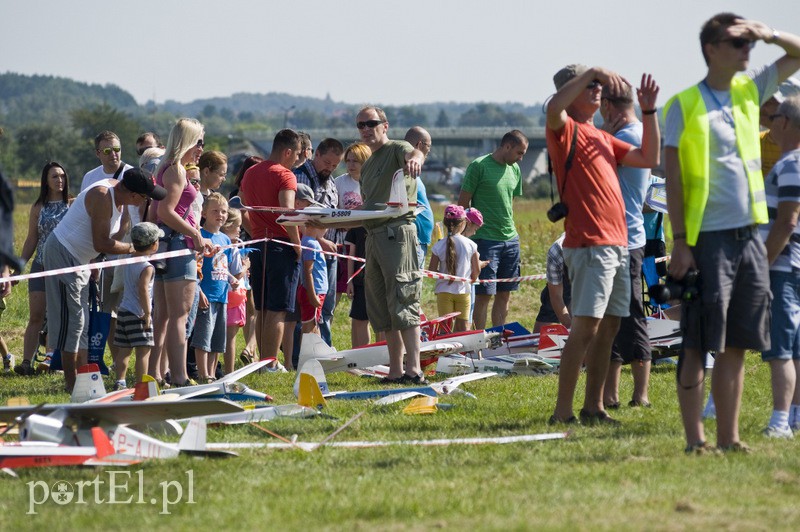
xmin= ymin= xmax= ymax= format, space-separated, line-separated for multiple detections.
xmin=2 ymin=0 xmax=799 ymax=106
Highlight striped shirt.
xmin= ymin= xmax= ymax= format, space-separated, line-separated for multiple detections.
xmin=761 ymin=149 xmax=800 ymax=272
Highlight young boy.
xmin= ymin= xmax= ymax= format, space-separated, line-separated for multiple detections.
xmin=191 ymin=193 xmax=234 ymax=382
xmin=113 ymin=221 xmax=162 ymax=389
xmin=298 ymin=224 xmax=329 ymax=338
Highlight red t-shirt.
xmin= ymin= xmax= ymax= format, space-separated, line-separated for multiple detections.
xmin=240 ymin=160 xmax=297 ymax=239
xmin=546 ymin=117 xmax=631 ymax=248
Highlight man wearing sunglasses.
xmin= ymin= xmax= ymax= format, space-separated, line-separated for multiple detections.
xmin=546 ymin=65 xmax=661 ymax=427
xmin=80 ymin=130 xmax=133 ymax=192
xmin=135 ymin=132 xmax=162 ymax=157
xmin=664 ymin=13 xmax=800 ymax=454
xmin=355 ymin=106 xmax=428 ymax=384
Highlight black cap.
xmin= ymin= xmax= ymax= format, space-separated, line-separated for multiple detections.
xmin=122 ymin=168 xmax=167 ymax=200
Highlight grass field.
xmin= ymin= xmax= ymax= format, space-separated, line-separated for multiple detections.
xmin=1 ymin=200 xmax=798 ymax=531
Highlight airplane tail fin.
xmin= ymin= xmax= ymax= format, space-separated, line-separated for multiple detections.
xmin=91 ymin=426 xmax=115 ymax=458
xmin=296 ymin=361 xmax=328 ymax=410
xmin=133 ymin=375 xmax=160 ymax=401
xmin=297 ymin=333 xmax=337 ymax=373
xmin=72 ymin=364 xmax=106 ymax=403
xmin=178 ymin=417 xmax=207 ymax=452
xmin=538 ymin=324 xmax=570 ymax=352
xmin=386 ymin=169 xmax=410 ymax=211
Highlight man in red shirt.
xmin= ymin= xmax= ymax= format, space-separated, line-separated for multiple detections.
xmin=240 ymin=129 xmax=302 ymax=365
xmin=546 ymin=64 xmax=660 ymax=425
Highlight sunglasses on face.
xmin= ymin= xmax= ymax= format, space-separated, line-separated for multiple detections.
xmin=586 ymin=80 xmax=602 ymax=90
xmin=721 ymin=37 xmax=756 ymax=50
xmin=196 ymin=139 xmax=205 ymax=148
xmin=100 ymin=146 xmax=121 ymax=155
xmin=357 ymin=119 xmax=383 ymax=130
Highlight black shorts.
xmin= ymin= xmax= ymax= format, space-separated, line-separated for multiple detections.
xmin=250 ymin=240 xmax=301 ymax=313
xmin=349 ymin=283 xmax=368 ymax=321
xmin=611 ymin=247 xmax=651 ymax=363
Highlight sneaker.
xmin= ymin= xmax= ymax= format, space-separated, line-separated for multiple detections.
xmin=36 ymin=352 xmax=53 ymax=373
xmin=763 ymin=425 xmax=794 ymax=439
xmin=3 ymin=354 xmax=13 ymax=372
xmin=113 ymin=380 xmax=128 ymax=391
xmin=266 ymin=362 xmax=288 ymax=373
xmin=14 ymin=359 xmax=35 ymax=376
xmin=579 ymin=409 xmax=621 ymax=426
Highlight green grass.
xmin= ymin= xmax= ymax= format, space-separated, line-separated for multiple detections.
xmin=1 ymin=200 xmax=798 ymax=531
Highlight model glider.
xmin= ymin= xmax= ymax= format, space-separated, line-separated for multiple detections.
xmin=231 ymin=169 xmax=418 ymax=226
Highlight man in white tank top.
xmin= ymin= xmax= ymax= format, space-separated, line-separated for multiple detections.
xmin=44 ymin=168 xmax=166 ymax=392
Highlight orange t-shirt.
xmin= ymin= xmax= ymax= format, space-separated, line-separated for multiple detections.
xmin=546 ymin=117 xmax=631 ymax=248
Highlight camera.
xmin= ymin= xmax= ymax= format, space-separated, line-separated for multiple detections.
xmin=648 ymin=269 xmax=700 ymax=305
xmin=547 ymin=202 xmax=568 ymax=223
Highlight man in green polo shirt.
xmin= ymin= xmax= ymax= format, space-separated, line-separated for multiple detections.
xmin=458 ymin=130 xmax=528 ymax=330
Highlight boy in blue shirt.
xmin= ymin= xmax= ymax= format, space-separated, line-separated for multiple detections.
xmin=298 ymin=224 xmax=329 ymax=338
xmin=191 ymin=193 xmax=235 ymax=382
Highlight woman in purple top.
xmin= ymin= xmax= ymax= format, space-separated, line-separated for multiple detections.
xmin=149 ymin=118 xmax=213 ymax=387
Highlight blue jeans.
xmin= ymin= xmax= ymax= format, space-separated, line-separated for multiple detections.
xmin=318 ymin=257 xmax=337 ymax=346
xmin=762 ymin=270 xmax=800 ymax=361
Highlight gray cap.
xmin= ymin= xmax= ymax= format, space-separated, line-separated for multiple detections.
xmin=553 ymin=64 xmax=589 ymax=90
xmin=131 ymin=222 xmax=164 ymax=248
xmin=775 ymin=77 xmax=800 ymax=103
xmin=296 ymin=183 xmax=323 ymax=207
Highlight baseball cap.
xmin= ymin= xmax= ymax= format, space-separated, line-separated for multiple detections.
xmin=774 ymin=77 xmax=800 ymax=103
xmin=122 ymin=168 xmax=167 ymax=200
xmin=444 ymin=204 xmax=466 ymax=220
xmin=296 ymin=183 xmax=323 ymax=207
xmin=130 ymin=222 xmax=164 ymax=248
xmin=465 ymin=207 xmax=484 ymax=227
xmin=553 ymin=64 xmax=589 ymax=90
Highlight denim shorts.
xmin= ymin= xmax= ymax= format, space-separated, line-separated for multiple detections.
xmin=191 ymin=301 xmax=227 ymax=353
xmin=762 ymin=270 xmax=800 ymax=361
xmin=29 ymin=261 xmax=46 ymax=292
xmin=475 ymin=237 xmax=521 ymax=295
xmin=155 ymin=234 xmax=197 ymax=283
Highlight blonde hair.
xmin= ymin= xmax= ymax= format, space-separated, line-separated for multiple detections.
xmin=344 ymin=142 xmax=372 ymax=164
xmin=202 ymin=191 xmax=228 ymax=213
xmin=223 ymin=207 xmax=242 ymax=230
xmin=156 ymin=118 xmax=204 ymax=179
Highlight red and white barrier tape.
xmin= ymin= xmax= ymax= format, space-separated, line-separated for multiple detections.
xmin=0 ymin=237 xmax=268 ymax=284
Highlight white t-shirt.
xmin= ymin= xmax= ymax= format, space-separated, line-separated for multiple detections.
xmin=430 ymin=234 xmax=478 ymax=295
xmin=334 ymin=173 xmax=363 ymax=209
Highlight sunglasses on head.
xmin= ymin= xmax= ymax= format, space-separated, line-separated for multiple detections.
xmin=721 ymin=37 xmax=756 ymax=50
xmin=100 ymin=146 xmax=121 ymax=155
xmin=357 ymin=119 xmax=383 ymax=130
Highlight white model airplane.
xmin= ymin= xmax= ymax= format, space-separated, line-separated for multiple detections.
xmin=230 ymin=169 xmax=418 ymax=226
xmin=71 ymin=361 xmax=275 ymax=404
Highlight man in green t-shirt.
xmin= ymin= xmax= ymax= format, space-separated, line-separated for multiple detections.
xmin=458 ymin=130 xmax=528 ymax=330
xmin=356 ymin=106 xmax=428 ymax=384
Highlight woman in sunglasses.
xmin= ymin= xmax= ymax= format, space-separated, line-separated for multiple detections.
xmin=16 ymin=161 xmax=73 ymax=375
xmin=148 ymin=118 xmax=214 ymax=387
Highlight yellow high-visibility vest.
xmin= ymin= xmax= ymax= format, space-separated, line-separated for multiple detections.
xmin=663 ymin=75 xmax=767 ymax=245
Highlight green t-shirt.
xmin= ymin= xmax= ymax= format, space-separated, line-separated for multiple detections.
xmin=461 ymin=153 xmax=522 ymax=241
xmin=360 ymin=140 xmax=418 ymax=230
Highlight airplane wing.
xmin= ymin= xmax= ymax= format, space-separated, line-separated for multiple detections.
xmin=228 ymin=196 xmax=299 ymax=214
xmin=218 ymin=360 xmax=271 ymax=383
xmin=420 ymin=342 xmax=464 ymax=357
xmin=0 ymin=399 xmax=244 ymax=425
